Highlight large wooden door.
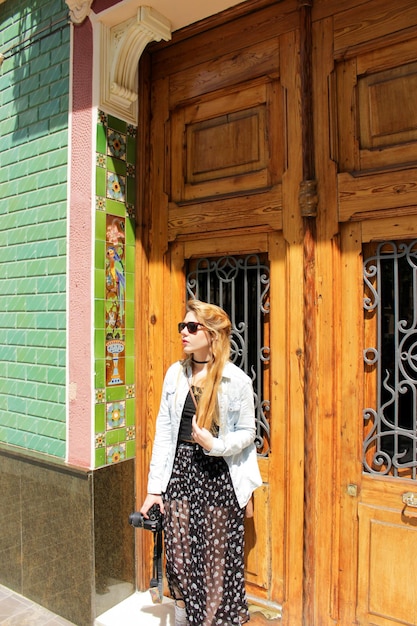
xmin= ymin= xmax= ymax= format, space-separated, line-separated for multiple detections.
xmin=137 ymin=0 xmax=417 ymax=623
xmin=136 ymin=0 xmax=304 ymax=621
xmin=340 ymin=224 xmax=417 ymax=626
xmin=328 ymin=2 xmax=417 ymax=624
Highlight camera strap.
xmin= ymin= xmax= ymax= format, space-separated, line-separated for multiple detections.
xmin=149 ymin=528 xmax=163 ymax=604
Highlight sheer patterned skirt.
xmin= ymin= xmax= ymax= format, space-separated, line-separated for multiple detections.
xmin=163 ymin=443 xmax=248 ymax=626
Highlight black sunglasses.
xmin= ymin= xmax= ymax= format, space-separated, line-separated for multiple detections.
xmin=178 ymin=322 xmax=206 ymax=334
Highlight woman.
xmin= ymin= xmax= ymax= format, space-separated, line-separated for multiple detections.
xmin=140 ymin=300 xmax=262 ymax=626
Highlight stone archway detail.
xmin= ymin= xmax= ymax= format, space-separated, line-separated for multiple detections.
xmin=98 ymin=5 xmax=171 ymax=124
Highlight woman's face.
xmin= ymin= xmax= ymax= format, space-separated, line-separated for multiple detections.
xmin=180 ymin=311 xmax=212 ymax=358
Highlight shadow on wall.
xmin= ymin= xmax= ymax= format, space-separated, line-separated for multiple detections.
xmin=1 ymin=0 xmax=70 ymax=142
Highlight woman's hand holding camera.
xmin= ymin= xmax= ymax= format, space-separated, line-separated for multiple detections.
xmin=140 ymin=493 xmax=164 ymax=518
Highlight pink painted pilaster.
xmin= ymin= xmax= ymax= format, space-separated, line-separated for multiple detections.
xmin=67 ymin=19 xmax=94 ymax=467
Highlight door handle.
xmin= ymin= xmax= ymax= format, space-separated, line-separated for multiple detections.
xmin=402 ymin=492 xmax=417 ymax=508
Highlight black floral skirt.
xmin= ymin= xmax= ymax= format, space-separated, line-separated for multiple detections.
xmin=163 ymin=442 xmax=248 ymax=626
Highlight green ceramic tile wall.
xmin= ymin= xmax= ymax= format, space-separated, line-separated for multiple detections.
xmin=0 ymin=0 xmax=70 ymax=459
xmin=94 ymin=111 xmax=137 ymax=468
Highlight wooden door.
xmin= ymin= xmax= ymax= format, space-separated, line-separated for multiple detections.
xmin=169 ymin=235 xmax=285 ymax=611
xmin=136 ymin=1 xmax=304 ymax=621
xmin=329 ymin=2 xmax=417 ymax=623
xmin=136 ymin=0 xmax=417 ymax=622
xmin=340 ymin=224 xmax=417 ymax=626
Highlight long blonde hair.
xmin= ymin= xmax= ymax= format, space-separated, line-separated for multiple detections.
xmin=183 ymin=299 xmax=231 ymax=432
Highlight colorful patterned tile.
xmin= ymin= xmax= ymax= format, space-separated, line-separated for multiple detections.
xmin=95 ymin=431 xmax=106 ymax=448
xmin=126 ymin=204 xmax=135 ymax=220
xmin=105 ymin=300 xmax=119 ymax=337
xmin=95 ymin=388 xmax=106 ymax=404
xmin=106 ymin=214 xmax=125 ymax=243
xmin=106 ymin=443 xmax=126 ymax=464
xmin=98 ymin=110 xmax=108 ymax=126
xmin=106 ymin=348 xmax=125 ymax=386
xmin=96 ymin=153 xmax=106 ymax=168
xmin=106 ymin=400 xmax=126 ymax=430
xmin=126 ymin=385 xmax=135 ymax=400
xmin=94 ymin=111 xmax=137 ymax=469
xmin=96 ymin=195 xmax=106 ymax=211
xmin=107 ymin=128 xmax=126 ymax=161
xmin=106 ymin=171 xmax=126 ymax=203
xmin=126 ymin=425 xmax=135 ymax=441
xmin=127 ymin=124 xmax=137 ymax=138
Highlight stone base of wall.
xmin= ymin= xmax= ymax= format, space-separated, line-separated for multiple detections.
xmin=0 ymin=446 xmax=135 ymax=626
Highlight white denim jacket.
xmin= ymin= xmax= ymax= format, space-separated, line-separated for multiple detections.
xmin=147 ymin=360 xmax=262 ymax=508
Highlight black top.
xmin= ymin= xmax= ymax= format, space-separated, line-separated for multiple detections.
xmin=178 ymin=387 xmax=200 ymax=442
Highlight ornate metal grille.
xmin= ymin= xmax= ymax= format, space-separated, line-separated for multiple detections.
xmin=363 ymin=240 xmax=417 ymax=478
xmin=186 ymin=254 xmax=270 ymax=455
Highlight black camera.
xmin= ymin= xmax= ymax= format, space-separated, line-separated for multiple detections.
xmin=129 ymin=504 xmax=163 ymax=532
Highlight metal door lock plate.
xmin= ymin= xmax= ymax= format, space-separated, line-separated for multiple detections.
xmin=402 ymin=492 xmax=417 ymax=508
xmin=347 ymin=484 xmax=358 ymax=497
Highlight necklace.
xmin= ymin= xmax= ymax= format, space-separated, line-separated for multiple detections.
xmin=192 ymin=357 xmax=209 ymax=364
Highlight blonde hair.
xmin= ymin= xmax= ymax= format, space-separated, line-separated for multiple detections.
xmin=183 ymin=299 xmax=231 ymax=432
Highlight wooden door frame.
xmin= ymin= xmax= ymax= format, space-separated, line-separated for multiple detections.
xmin=338 ymin=222 xmax=364 ymax=625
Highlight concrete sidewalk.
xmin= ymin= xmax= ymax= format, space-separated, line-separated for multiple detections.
xmin=0 ymin=583 xmax=174 ymax=626
xmin=0 ymin=582 xmax=279 ymax=625
xmin=0 ymin=584 xmax=77 ymax=625
xmin=95 ymin=592 xmax=175 ymax=626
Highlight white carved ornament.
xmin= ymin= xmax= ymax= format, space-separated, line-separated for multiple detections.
xmin=99 ymin=5 xmax=172 ymax=124
xmin=65 ymin=0 xmax=94 ymax=24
